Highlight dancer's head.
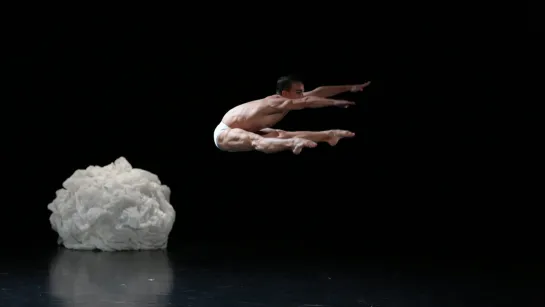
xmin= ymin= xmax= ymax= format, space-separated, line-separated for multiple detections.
xmin=276 ymin=75 xmax=305 ymax=99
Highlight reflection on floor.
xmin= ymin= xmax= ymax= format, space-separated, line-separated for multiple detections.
xmin=0 ymin=243 xmax=542 ymax=307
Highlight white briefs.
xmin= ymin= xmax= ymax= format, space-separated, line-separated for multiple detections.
xmin=213 ymin=122 xmax=230 ymax=149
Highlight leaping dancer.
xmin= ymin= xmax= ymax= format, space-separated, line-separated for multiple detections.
xmin=214 ymin=75 xmax=371 ymax=154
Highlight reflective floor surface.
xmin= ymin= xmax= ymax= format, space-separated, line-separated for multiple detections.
xmin=0 ymin=243 xmax=542 ymax=307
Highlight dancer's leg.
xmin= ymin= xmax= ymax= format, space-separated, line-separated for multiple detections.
xmin=261 ymin=129 xmax=355 ymax=146
xmin=219 ymin=128 xmax=317 ymax=154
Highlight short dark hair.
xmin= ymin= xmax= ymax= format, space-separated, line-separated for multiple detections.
xmin=276 ymin=75 xmax=303 ymax=94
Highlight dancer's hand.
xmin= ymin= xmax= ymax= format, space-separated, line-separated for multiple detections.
xmin=350 ymin=81 xmax=371 ymax=92
xmin=333 ymin=100 xmax=356 ymax=108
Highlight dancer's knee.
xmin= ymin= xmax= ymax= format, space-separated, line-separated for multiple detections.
xmin=252 ymin=137 xmax=272 ymax=153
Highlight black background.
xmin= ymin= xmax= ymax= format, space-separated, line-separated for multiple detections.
xmin=4 ymin=5 xmax=540 ymax=278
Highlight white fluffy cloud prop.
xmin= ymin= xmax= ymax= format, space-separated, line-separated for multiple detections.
xmin=47 ymin=157 xmax=176 ymax=251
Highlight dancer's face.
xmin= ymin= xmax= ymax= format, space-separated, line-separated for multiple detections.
xmin=281 ymin=82 xmax=305 ymax=99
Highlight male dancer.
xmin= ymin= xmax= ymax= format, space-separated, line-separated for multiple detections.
xmin=214 ymin=75 xmax=371 ymax=154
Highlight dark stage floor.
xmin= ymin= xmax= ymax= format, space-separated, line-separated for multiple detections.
xmin=1 ymin=242 xmax=542 ymax=307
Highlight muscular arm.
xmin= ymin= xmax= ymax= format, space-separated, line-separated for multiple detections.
xmin=304 ymin=85 xmax=352 ymax=98
xmin=304 ymin=82 xmax=371 ymax=97
xmin=266 ymin=96 xmax=354 ymax=110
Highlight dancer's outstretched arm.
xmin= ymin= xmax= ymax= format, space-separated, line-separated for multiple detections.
xmin=265 ymin=96 xmax=355 ymax=111
xmin=304 ymin=81 xmax=371 ymax=98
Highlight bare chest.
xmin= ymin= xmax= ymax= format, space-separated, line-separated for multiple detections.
xmin=259 ymin=112 xmax=288 ymax=128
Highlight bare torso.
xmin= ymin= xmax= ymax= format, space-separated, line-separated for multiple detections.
xmin=221 ymin=95 xmax=288 ymax=132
